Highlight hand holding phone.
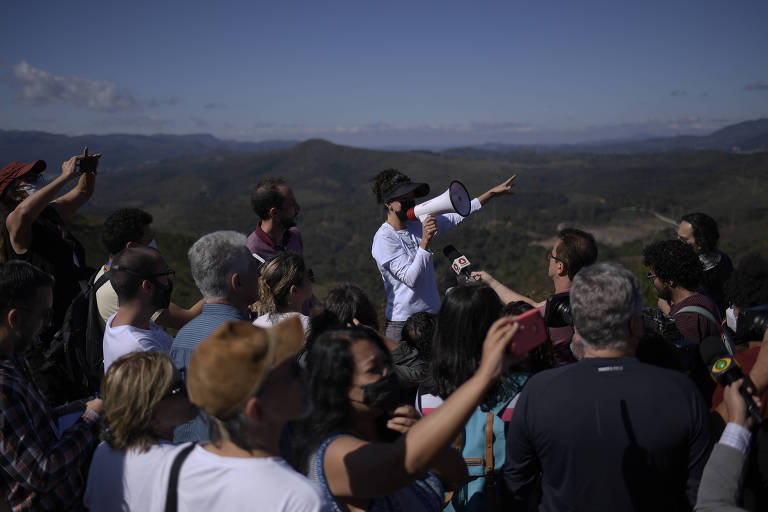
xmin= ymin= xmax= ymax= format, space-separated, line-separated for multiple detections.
xmin=508 ymin=308 xmax=547 ymax=357
xmin=76 ymin=146 xmax=101 ymax=173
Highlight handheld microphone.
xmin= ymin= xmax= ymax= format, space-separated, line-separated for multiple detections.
xmin=443 ymin=245 xmax=477 ymax=283
xmin=700 ymin=336 xmax=762 ymax=425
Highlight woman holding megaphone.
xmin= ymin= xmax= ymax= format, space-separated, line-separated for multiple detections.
xmin=371 ymin=169 xmax=516 ymax=342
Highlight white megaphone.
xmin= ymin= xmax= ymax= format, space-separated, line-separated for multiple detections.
xmin=407 ymin=180 xmax=471 ymax=222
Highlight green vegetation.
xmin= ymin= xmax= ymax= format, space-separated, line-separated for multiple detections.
xmin=76 ymin=140 xmax=768 ymax=314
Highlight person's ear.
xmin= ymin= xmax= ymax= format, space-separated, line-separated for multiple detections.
xmin=557 ymin=261 xmax=567 ymax=277
xmin=244 ymin=396 xmax=264 ymax=423
xmin=289 ymin=284 xmax=298 ymax=297
xmin=6 ymin=309 xmax=20 ymax=330
xmin=230 ymin=273 xmax=241 ymax=291
xmin=126 ymin=241 xmax=138 ymax=249
xmin=268 ymin=206 xmax=279 ymax=219
xmin=140 ymin=279 xmax=153 ymax=293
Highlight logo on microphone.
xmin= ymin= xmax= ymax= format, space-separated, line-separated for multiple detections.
xmin=712 ymin=357 xmax=733 ymax=374
xmin=452 ymin=256 xmax=470 ymax=273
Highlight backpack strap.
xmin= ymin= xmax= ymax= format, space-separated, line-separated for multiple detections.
xmin=675 ymin=306 xmax=718 ymax=327
xmin=92 ymin=269 xmax=111 ymax=291
xmin=165 ymin=443 xmax=196 ymax=512
xmin=442 ymin=431 xmax=464 ymax=508
xmin=485 ymin=411 xmax=497 ymax=511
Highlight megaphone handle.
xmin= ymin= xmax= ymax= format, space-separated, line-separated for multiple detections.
xmin=421 ymin=215 xmax=439 ymax=247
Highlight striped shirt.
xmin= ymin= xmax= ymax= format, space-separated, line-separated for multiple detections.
xmin=0 ymin=355 xmax=99 ymax=511
xmin=170 ymin=303 xmax=248 ymax=443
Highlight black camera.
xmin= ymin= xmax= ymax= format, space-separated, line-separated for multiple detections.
xmin=735 ymin=305 xmax=768 ymax=343
xmin=642 ymin=307 xmax=683 ymax=346
xmin=77 ymin=155 xmax=98 ymax=173
xmin=544 ymin=292 xmax=572 ymax=327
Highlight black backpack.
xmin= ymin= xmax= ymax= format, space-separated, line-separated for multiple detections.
xmin=40 ymin=269 xmax=111 ymax=402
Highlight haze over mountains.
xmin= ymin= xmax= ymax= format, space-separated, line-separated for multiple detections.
xmin=0 ymin=130 xmax=297 ymax=172
xmin=1 ymin=119 xmax=766 ymax=174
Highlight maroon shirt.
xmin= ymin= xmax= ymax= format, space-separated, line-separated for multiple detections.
xmin=246 ymin=223 xmax=303 ymax=261
xmin=669 ymin=293 xmax=721 ymax=344
xmin=246 ymin=223 xmax=309 ymax=315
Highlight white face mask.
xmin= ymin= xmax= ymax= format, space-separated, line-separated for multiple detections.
xmin=147 ymin=238 xmax=158 ymax=249
xmin=725 ymin=307 xmax=738 ymax=332
xmin=17 ymin=184 xmax=37 ymax=196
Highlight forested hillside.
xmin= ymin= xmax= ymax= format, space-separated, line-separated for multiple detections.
xmin=70 ymin=139 xmax=768 ymax=315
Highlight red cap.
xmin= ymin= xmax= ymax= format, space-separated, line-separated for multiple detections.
xmin=0 ymin=160 xmax=46 ymax=196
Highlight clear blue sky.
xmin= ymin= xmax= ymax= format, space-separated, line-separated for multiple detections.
xmin=1 ymin=0 xmax=766 ymax=146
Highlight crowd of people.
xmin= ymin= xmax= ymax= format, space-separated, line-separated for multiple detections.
xmin=0 ymin=149 xmax=767 ymax=511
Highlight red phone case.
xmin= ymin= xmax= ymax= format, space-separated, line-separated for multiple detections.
xmin=509 ymin=308 xmax=547 ymax=356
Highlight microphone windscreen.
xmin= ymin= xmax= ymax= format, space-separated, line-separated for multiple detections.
xmin=443 ymin=244 xmax=460 ymax=260
xmin=699 ymin=336 xmax=728 ymax=367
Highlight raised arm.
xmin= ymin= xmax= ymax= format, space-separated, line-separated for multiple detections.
xmin=323 ymin=317 xmax=519 ymax=498
xmin=50 ymin=148 xmax=99 ymax=220
xmin=471 ymin=270 xmax=540 ymax=307
xmin=5 ymin=151 xmax=87 ymax=254
xmin=477 ymin=175 xmax=516 ymax=206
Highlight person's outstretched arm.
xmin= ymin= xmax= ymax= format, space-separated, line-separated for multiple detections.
xmin=433 ymin=176 xmax=517 ymax=233
xmin=472 ymin=270 xmax=540 ymax=307
xmin=49 ymin=147 xmax=99 ymax=220
xmin=478 ymin=176 xmax=516 ymax=206
xmin=323 ymin=317 xmax=520 ymax=498
xmin=6 ymin=151 xmax=88 ymax=254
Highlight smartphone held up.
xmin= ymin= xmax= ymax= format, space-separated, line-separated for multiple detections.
xmin=508 ymin=308 xmax=548 ymax=357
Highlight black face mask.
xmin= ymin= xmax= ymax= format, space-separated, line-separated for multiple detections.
xmin=151 ymin=280 xmax=173 ymax=310
xmin=395 ymin=200 xmax=415 ymax=223
xmin=361 ymin=372 xmax=401 ymax=411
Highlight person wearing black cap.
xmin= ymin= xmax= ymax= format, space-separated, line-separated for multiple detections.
xmin=371 ymin=169 xmax=515 ymax=342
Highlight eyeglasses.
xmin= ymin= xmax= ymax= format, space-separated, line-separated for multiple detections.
xmin=546 ymin=252 xmax=565 ymax=265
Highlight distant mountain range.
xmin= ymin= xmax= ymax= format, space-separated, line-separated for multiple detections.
xmin=1 ymin=119 xmax=766 ymax=174
xmin=0 ymin=130 xmax=297 ymax=172
xmin=445 ymin=118 xmax=768 ymax=158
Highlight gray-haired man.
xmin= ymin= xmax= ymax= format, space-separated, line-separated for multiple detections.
xmin=170 ymin=231 xmax=260 ymax=442
xmin=502 ymin=262 xmax=711 ymax=511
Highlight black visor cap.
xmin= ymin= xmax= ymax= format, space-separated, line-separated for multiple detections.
xmin=382 ymin=181 xmax=430 ymax=203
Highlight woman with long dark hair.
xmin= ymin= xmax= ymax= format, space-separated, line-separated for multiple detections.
xmin=418 ymin=284 xmax=545 ymax=511
xmin=291 ymin=319 xmax=520 ymax=512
